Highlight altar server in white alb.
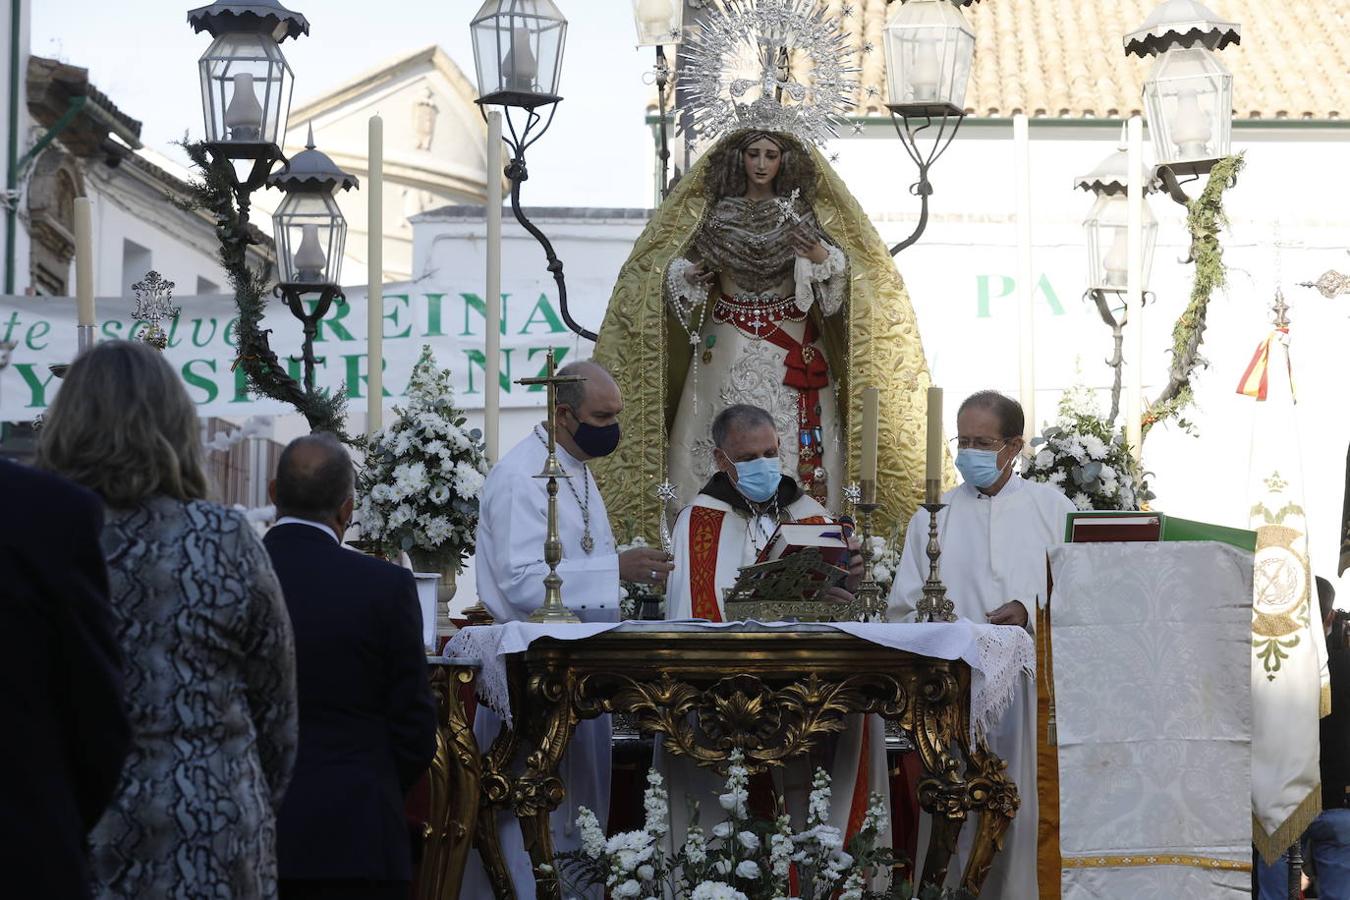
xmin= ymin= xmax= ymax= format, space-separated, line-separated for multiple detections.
xmin=665 ymin=403 xmax=888 ymax=854
xmin=889 ymin=390 xmax=1074 ymax=899
xmin=469 ymin=360 xmax=673 ymax=898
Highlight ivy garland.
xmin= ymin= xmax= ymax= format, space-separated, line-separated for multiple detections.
xmin=1140 ymin=153 xmax=1246 ymax=443
xmin=180 ymin=142 xmax=352 ymax=441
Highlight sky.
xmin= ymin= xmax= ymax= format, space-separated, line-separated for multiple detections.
xmin=32 ymin=0 xmax=657 ymax=208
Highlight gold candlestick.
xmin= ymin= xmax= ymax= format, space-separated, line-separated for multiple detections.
xmin=916 ymin=501 xmax=957 ymax=623
xmin=853 ymin=500 xmax=886 ymax=622
xmin=518 ymin=348 xmax=583 ymax=624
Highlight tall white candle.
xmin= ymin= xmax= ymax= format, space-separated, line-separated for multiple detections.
xmin=1014 ymin=113 xmax=1036 ymax=439
xmin=485 ymin=111 xmax=504 ymax=464
xmin=1125 ymin=115 xmax=1145 ymax=460
xmin=367 ymin=115 xmax=384 ymax=436
xmin=925 ymin=385 xmax=943 ymax=504
xmin=860 ymin=386 xmax=879 ymax=503
xmin=74 ymin=197 xmax=94 ymax=327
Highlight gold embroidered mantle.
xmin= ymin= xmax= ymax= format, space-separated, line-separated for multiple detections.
xmin=592 ymin=131 xmax=942 ymax=540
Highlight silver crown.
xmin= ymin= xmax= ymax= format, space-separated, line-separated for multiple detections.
xmin=679 ymin=0 xmax=859 ymax=148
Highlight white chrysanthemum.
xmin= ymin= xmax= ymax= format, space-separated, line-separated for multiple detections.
xmin=689 ymin=883 xmax=748 ymax=900
xmin=423 ymin=516 xmax=453 ymax=545
xmin=1071 ymin=492 xmax=1093 ymax=511
xmin=454 ymin=461 xmax=486 ymax=497
xmin=1081 ymin=434 xmax=1108 ymax=460
xmin=1048 ymin=470 xmax=1067 ymax=485
xmin=387 ymin=504 xmax=414 ymax=529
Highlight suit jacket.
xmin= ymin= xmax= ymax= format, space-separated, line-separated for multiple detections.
xmin=264 ymin=522 xmax=437 ymax=881
xmin=0 ymin=461 xmax=129 ymax=899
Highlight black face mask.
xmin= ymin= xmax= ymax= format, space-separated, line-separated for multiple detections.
xmin=569 ymin=418 xmax=621 ymax=458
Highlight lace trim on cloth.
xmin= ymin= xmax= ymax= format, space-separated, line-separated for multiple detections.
xmin=795 ymin=243 xmax=847 ymax=316
xmin=446 ymin=621 xmax=1034 ymax=742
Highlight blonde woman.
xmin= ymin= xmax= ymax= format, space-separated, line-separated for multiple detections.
xmin=39 ymin=340 xmax=298 ymax=899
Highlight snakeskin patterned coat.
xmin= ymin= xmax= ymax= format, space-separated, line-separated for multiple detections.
xmin=88 ymin=498 xmax=299 ymax=899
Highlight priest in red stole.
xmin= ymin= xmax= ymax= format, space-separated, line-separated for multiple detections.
xmin=663 ymin=403 xmax=890 ymax=858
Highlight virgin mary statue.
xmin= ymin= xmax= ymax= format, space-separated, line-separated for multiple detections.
xmin=592 ymin=126 xmax=938 ymax=540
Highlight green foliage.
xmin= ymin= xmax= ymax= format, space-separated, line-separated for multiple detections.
xmin=180 ymin=141 xmax=352 ymax=440
xmin=1142 ymin=153 xmax=1246 ymax=443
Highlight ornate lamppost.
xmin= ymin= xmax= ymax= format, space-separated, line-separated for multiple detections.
xmin=632 ymin=0 xmax=685 ymax=199
xmin=881 ymin=0 xmax=979 ymax=255
xmin=471 ymin=1 xmax=595 ymax=341
xmin=1074 ymin=146 xmax=1158 ymax=424
xmin=267 ymin=127 xmax=360 ymax=393
xmin=1124 ymin=0 xmax=1241 ymax=205
xmin=188 ymin=0 xmax=306 ymax=214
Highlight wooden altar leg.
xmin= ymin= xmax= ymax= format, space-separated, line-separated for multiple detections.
xmin=911 ymin=674 xmax=968 ymax=891
xmin=957 ymin=739 xmax=1020 ymax=897
xmin=419 ymin=664 xmax=483 ymax=900
xmin=479 ymin=718 xmax=524 ymax=900
xmin=514 ymin=673 xmax=576 ymax=900
xmin=475 ymin=806 xmax=516 ymax=899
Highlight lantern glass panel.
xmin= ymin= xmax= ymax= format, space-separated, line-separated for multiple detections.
xmin=1142 ymin=47 xmax=1233 ymax=166
xmin=882 ymin=0 xmax=975 ymax=110
xmin=198 ymin=32 xmax=294 ymax=148
xmin=272 ymin=192 xmax=347 ymax=287
xmin=1084 ymin=193 xmax=1158 ymax=293
xmin=632 ymin=0 xmax=683 ymax=46
xmin=471 ymin=0 xmax=568 ymax=101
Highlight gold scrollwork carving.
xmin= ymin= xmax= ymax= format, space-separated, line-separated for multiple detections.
xmin=575 ymin=670 xmax=909 ymax=775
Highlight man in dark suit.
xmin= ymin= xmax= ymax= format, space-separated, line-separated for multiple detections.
xmin=265 ymin=434 xmax=437 ymax=900
xmin=0 ymin=460 xmax=130 ymax=899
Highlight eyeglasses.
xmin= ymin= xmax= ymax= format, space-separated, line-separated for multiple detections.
xmin=950 ymin=436 xmax=1008 ymax=452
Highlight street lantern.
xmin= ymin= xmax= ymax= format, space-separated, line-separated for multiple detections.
xmin=632 ymin=0 xmax=683 ymax=47
xmin=266 ymin=127 xmax=358 ymax=391
xmin=1074 ymin=148 xmax=1161 ymax=292
xmin=1075 ymin=148 xmax=1158 ymax=294
xmin=471 ymin=0 xmax=568 ymax=108
xmin=268 ymin=128 xmax=357 ymax=289
xmin=188 ymin=0 xmax=308 ymax=156
xmin=881 ymin=0 xmax=977 ymax=256
xmin=883 ymin=0 xmax=976 ymax=116
xmin=1124 ymin=0 xmax=1240 ymax=194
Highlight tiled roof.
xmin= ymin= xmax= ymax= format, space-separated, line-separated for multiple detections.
xmin=846 ymin=0 xmax=1350 ymax=120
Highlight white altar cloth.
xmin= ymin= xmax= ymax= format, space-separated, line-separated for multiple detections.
xmin=1049 ymin=541 xmax=1253 ymax=899
xmin=445 ymin=619 xmax=1034 ymax=742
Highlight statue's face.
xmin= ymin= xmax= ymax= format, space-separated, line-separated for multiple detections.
xmin=742 ymin=137 xmax=783 ymax=190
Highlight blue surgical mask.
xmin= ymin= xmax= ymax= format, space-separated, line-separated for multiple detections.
xmin=732 ymin=456 xmax=782 ymax=503
xmin=955 ymin=447 xmax=1008 ymax=490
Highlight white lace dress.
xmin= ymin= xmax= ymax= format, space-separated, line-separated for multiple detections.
xmin=665 ymin=195 xmax=848 ymax=508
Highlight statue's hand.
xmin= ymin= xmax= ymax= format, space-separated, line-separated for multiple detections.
xmin=684 ymin=263 xmax=717 ymax=288
xmin=791 ymin=226 xmax=829 ymax=265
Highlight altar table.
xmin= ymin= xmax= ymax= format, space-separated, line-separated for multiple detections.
xmin=442 ymin=620 xmax=1034 ymax=899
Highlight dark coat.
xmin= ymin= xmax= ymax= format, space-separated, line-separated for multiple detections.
xmin=0 ymin=461 xmax=130 ymax=899
xmin=264 ymin=523 xmax=437 ymax=882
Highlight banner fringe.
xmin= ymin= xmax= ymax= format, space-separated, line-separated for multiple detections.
xmin=1253 ymin=785 xmax=1322 ymax=865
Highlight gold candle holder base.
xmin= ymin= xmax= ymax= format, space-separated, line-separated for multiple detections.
xmin=853 ymin=500 xmax=887 ymax=622
xmin=916 ymin=501 xmax=957 ymax=623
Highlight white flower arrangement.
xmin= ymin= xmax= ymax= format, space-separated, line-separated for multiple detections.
xmin=1023 ymin=385 xmax=1155 ymax=512
xmin=357 ymin=345 xmax=487 ymax=572
xmin=862 ymin=528 xmax=902 ymax=598
xmin=560 ymin=751 xmax=894 ymax=900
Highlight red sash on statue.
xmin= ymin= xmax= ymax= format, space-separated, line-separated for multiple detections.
xmin=761 ymin=318 xmax=829 ymax=500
